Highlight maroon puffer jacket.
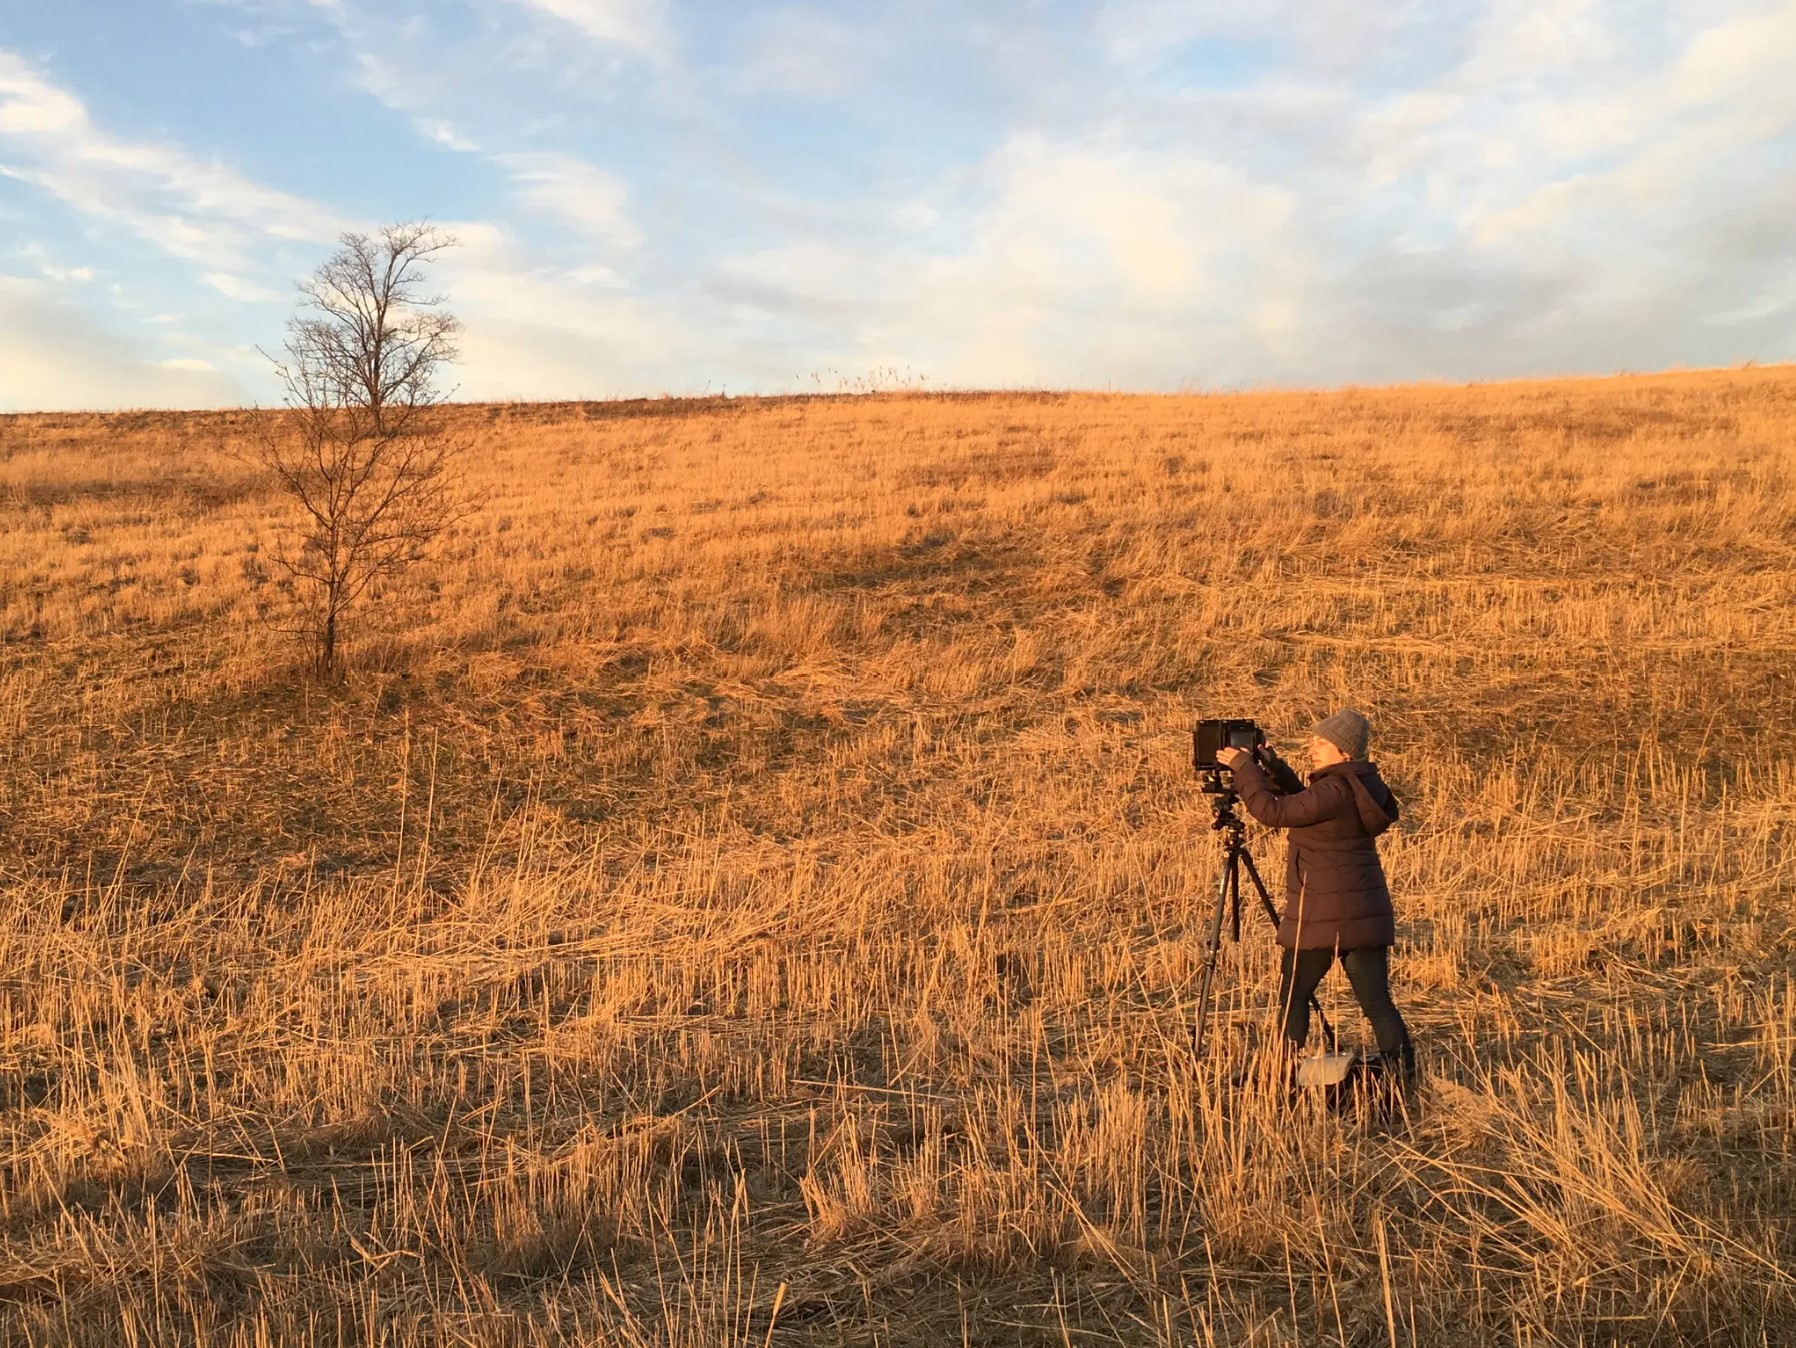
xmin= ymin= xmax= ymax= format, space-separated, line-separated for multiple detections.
xmin=1229 ymin=757 xmax=1400 ymax=951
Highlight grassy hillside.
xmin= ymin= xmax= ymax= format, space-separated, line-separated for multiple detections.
xmin=2 ymin=370 xmax=1793 ymax=1345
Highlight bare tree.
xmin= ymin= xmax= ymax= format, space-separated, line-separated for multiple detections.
xmin=252 ymin=223 xmax=470 ymax=673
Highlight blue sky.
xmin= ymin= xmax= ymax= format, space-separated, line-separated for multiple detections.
xmin=2 ymin=0 xmax=1793 ymax=409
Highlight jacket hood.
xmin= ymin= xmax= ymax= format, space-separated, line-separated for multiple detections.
xmin=1316 ymin=760 xmax=1399 ymax=837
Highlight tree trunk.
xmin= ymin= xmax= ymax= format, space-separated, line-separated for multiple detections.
xmin=320 ymin=590 xmax=340 ymax=673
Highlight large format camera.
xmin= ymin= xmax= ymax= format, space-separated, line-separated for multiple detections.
xmin=1192 ymin=718 xmax=1266 ymax=795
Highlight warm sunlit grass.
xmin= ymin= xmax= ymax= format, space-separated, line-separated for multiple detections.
xmin=1 ymin=369 xmax=1793 ymax=1345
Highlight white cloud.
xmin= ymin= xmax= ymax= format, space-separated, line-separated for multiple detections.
xmin=429 ymin=222 xmax=691 ymax=398
xmin=0 ymin=61 xmax=85 ymax=134
xmin=498 ymin=0 xmax=670 ymax=58
xmin=0 ymin=49 xmax=345 ymax=274
xmin=503 ymin=152 xmax=643 ymax=248
xmin=1672 ymin=6 xmax=1796 ymax=121
xmin=11 ymin=243 xmax=95 ymax=283
xmin=418 ymin=118 xmax=480 ymax=152
xmin=566 ymin=262 xmax=628 ymax=286
xmin=204 ymin=271 xmax=289 ymax=302
xmin=709 ymin=133 xmax=1298 ymax=389
xmin=1458 ymin=0 xmax=1623 ymax=86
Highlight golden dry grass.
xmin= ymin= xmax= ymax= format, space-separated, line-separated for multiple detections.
xmin=1 ymin=369 xmax=1794 ymax=1346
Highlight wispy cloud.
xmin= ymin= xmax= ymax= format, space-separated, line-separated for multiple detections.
xmin=503 ymin=152 xmax=643 ymax=248
xmin=0 ymin=48 xmax=344 ymax=280
xmin=496 ymin=0 xmax=671 ymax=59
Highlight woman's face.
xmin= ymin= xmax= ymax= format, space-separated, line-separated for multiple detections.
xmin=1308 ymin=735 xmax=1348 ymax=770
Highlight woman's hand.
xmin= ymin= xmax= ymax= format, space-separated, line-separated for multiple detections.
xmin=1215 ymin=746 xmax=1253 ymax=771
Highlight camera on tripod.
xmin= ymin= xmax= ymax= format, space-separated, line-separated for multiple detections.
xmin=1192 ymin=718 xmax=1267 ymax=794
xmin=1186 ymin=715 xmax=1338 ymax=1060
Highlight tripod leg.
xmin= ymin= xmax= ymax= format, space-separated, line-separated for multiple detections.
xmin=1191 ymin=852 xmax=1234 ymax=1056
xmin=1229 ymin=856 xmax=1241 ymax=943
xmin=1238 ymin=847 xmax=1336 ymax=1053
xmin=1236 ymin=845 xmax=1282 ymax=933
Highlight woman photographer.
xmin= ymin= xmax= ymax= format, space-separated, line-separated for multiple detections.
xmin=1214 ymin=709 xmax=1416 ymax=1083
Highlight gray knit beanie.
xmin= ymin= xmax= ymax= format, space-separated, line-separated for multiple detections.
xmin=1311 ymin=708 xmax=1370 ymax=759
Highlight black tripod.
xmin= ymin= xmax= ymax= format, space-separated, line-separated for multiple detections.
xmin=1191 ymin=788 xmax=1334 ymax=1056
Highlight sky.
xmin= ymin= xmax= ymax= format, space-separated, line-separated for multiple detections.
xmin=1 ymin=0 xmax=1794 ymax=410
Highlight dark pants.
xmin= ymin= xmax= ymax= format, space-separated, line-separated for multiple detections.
xmin=1279 ymin=945 xmax=1414 ymax=1071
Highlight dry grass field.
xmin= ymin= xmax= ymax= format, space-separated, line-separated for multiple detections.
xmin=1 ymin=368 xmax=1793 ymax=1346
